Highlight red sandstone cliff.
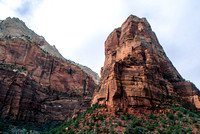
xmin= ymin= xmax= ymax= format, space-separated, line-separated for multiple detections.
xmin=0 ymin=18 xmax=98 ymax=123
xmin=92 ymin=15 xmax=200 ymax=112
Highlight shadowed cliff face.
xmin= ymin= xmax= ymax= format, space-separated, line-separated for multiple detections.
xmin=92 ymin=15 xmax=200 ymax=112
xmin=0 ymin=35 xmax=97 ymax=123
xmin=0 ymin=17 xmax=99 ymax=124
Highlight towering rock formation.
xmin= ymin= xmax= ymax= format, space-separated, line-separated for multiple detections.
xmin=92 ymin=15 xmax=200 ymax=112
xmin=0 ymin=17 xmax=98 ymax=123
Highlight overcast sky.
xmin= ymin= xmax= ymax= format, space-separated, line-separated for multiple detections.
xmin=0 ymin=0 xmax=199 ymax=89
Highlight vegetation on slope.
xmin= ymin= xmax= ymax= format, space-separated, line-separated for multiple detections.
xmin=0 ymin=63 xmax=27 ymax=75
xmin=0 ymin=102 xmax=199 ymax=133
xmin=44 ymin=103 xmax=200 ymax=134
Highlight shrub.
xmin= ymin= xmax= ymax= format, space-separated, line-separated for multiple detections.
xmin=91 ymin=114 xmax=96 ymax=122
xmin=167 ymin=113 xmax=175 ymax=120
xmin=174 ymin=122 xmax=182 ymax=133
xmin=176 ymin=112 xmax=183 ymax=118
xmin=110 ymin=125 xmax=114 ymax=133
xmin=190 ymin=117 xmax=198 ymax=123
xmin=98 ymin=114 xmax=103 ymax=121
xmin=166 ymin=95 xmax=173 ymax=99
xmin=92 ymin=103 xmax=100 ymax=110
xmin=149 ymin=112 xmax=156 ymax=119
xmin=132 ymin=117 xmax=141 ymax=126
xmin=166 ymin=129 xmax=172 ymax=134
xmin=95 ymin=126 xmax=100 ymax=133
xmin=124 ymin=126 xmax=134 ymax=134
xmin=95 ymin=123 xmax=99 ymax=127
xmin=134 ymin=127 xmax=143 ymax=133
xmin=156 ymin=128 xmax=163 ymax=133
xmin=109 ymin=118 xmax=112 ymax=124
xmin=114 ymin=109 xmax=118 ymax=115
xmin=182 ymin=117 xmax=188 ymax=123
xmin=149 ymin=124 xmax=155 ymax=131
xmin=120 ymin=115 xmax=125 ymax=120
xmin=86 ymin=129 xmax=90 ymax=133
xmin=102 ymin=127 xmax=108 ymax=133
xmin=86 ymin=120 xmax=89 ymax=125
xmin=194 ymin=123 xmax=200 ymax=129
xmin=74 ymin=121 xmax=79 ymax=128
xmin=186 ymin=126 xmax=192 ymax=133
xmin=179 ymin=107 xmax=188 ymax=114
xmin=189 ymin=112 xmax=199 ymax=118
xmin=125 ymin=113 xmax=131 ymax=120
xmin=118 ymin=121 xmax=122 ymax=126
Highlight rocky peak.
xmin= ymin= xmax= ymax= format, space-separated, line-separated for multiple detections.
xmin=92 ymin=15 xmax=200 ymax=113
xmin=0 ymin=17 xmax=100 ymax=84
xmin=1 ymin=17 xmax=34 ymax=37
xmin=0 ymin=17 xmax=64 ymax=59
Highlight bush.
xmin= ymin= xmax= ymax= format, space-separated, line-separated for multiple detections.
xmin=134 ymin=127 xmax=143 ymax=133
xmin=182 ymin=117 xmax=188 ymax=123
xmin=102 ymin=127 xmax=108 ymax=133
xmin=110 ymin=125 xmax=114 ymax=133
xmin=166 ymin=129 xmax=172 ymax=134
xmin=124 ymin=126 xmax=134 ymax=134
xmin=120 ymin=115 xmax=125 ymax=120
xmin=125 ymin=113 xmax=131 ymax=120
xmin=186 ymin=126 xmax=192 ymax=133
xmin=132 ymin=117 xmax=141 ymax=126
xmin=149 ymin=112 xmax=156 ymax=119
xmin=86 ymin=129 xmax=90 ymax=133
xmin=167 ymin=113 xmax=175 ymax=120
xmin=95 ymin=126 xmax=100 ymax=133
xmin=109 ymin=118 xmax=112 ymax=124
xmin=156 ymin=128 xmax=163 ymax=133
xmin=176 ymin=112 xmax=183 ymax=118
xmin=194 ymin=123 xmax=200 ymax=129
xmin=91 ymin=114 xmax=96 ymax=122
xmin=98 ymin=114 xmax=103 ymax=121
xmin=190 ymin=117 xmax=198 ymax=123
xmin=114 ymin=109 xmax=118 ymax=115
xmin=179 ymin=107 xmax=188 ymax=114
xmin=74 ymin=121 xmax=79 ymax=128
xmin=118 ymin=121 xmax=122 ymax=126
xmin=86 ymin=120 xmax=89 ymax=125
xmin=149 ymin=124 xmax=156 ymax=131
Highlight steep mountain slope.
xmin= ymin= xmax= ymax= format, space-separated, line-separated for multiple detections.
xmin=92 ymin=15 xmax=200 ymax=112
xmin=0 ymin=18 xmax=98 ymax=127
xmin=0 ymin=17 xmax=100 ymax=84
xmin=45 ymin=103 xmax=200 ymax=134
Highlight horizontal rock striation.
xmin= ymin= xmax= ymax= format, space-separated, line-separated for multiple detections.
xmin=0 ymin=18 xmax=98 ymax=123
xmin=92 ymin=15 xmax=200 ymax=112
xmin=0 ymin=17 xmax=100 ymax=84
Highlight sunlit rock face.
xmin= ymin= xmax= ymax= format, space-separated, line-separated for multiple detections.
xmin=92 ymin=15 xmax=200 ymax=112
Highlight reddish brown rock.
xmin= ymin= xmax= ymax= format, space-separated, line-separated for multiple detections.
xmin=0 ymin=37 xmax=97 ymax=123
xmin=92 ymin=15 xmax=200 ymax=112
xmin=0 ymin=17 xmax=99 ymax=125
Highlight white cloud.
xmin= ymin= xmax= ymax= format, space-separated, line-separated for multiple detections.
xmin=0 ymin=0 xmax=18 ymax=19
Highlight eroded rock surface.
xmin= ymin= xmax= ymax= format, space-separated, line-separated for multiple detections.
xmin=0 ymin=17 xmax=100 ymax=84
xmin=0 ymin=18 xmax=98 ymax=124
xmin=92 ymin=15 xmax=200 ymax=112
